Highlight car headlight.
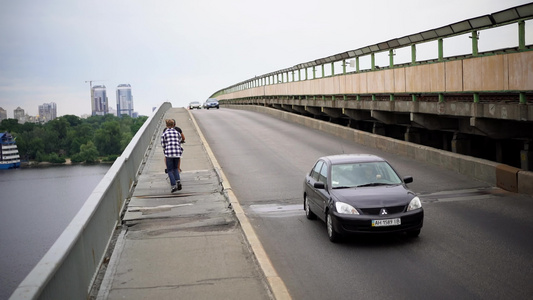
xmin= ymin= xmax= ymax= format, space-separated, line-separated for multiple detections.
xmin=335 ymin=202 xmax=359 ymax=215
xmin=407 ymin=196 xmax=422 ymax=211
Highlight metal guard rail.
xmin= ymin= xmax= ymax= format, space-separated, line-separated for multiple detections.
xmin=211 ymin=3 xmax=533 ymax=97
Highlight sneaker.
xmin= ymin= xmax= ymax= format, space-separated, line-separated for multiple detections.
xmin=171 ymin=185 xmax=178 ymax=193
xmin=177 ymin=182 xmax=182 ymax=190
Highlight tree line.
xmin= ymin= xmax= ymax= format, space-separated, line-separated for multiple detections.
xmin=0 ymin=114 xmax=148 ymax=164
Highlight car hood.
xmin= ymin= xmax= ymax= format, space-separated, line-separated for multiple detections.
xmin=331 ymin=185 xmax=415 ymax=208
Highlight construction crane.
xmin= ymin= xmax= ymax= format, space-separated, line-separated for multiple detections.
xmin=85 ymin=80 xmax=106 ymax=115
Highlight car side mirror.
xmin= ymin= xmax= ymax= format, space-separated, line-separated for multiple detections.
xmin=403 ymin=176 xmax=413 ymax=184
xmin=314 ymin=182 xmax=325 ymax=189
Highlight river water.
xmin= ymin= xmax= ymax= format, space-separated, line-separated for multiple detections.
xmin=0 ymin=164 xmax=110 ymax=300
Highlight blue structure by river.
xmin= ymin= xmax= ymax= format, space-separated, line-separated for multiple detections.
xmin=0 ymin=164 xmax=110 ymax=299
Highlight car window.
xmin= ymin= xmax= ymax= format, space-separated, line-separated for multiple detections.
xmin=310 ymin=161 xmax=324 ymax=181
xmin=318 ymin=162 xmax=328 ymax=183
xmin=330 ymin=161 xmax=402 ymax=188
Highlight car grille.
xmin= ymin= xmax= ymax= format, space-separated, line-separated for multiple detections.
xmin=360 ymin=205 xmax=406 ymax=215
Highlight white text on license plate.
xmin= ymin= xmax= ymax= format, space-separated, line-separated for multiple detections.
xmin=372 ymin=218 xmax=401 ymax=227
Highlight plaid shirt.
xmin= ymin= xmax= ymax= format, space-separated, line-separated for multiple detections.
xmin=161 ymin=128 xmax=183 ymax=157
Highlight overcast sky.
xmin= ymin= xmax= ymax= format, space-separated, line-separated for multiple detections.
xmin=0 ymin=0 xmax=531 ymax=118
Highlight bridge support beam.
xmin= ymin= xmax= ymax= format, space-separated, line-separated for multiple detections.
xmin=343 ymin=109 xmax=371 ymax=121
xmin=521 ymin=141 xmax=533 ymax=171
xmin=469 ymin=117 xmax=532 ymax=139
xmin=373 ymin=123 xmax=386 ymax=135
xmin=405 ymin=127 xmax=421 ymax=144
xmin=372 ymin=110 xmax=410 ymax=125
xmin=410 ymin=113 xmax=457 ymax=130
xmin=322 ymin=107 xmax=343 ymax=119
xmin=451 ymin=132 xmax=471 ymax=155
xmin=280 ymin=104 xmax=296 ymax=113
xmin=292 ymin=105 xmax=307 ymax=115
xmin=305 ymin=106 xmax=322 ymax=116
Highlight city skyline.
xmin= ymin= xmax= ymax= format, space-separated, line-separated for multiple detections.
xmin=0 ymin=83 xmax=136 ymax=120
xmin=0 ymin=102 xmax=57 ymax=123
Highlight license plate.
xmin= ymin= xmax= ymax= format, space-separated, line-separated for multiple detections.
xmin=372 ymin=218 xmax=401 ymax=227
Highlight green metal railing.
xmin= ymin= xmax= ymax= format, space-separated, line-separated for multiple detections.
xmin=211 ymin=3 xmax=533 ymax=99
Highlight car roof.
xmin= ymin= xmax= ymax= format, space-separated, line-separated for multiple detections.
xmin=320 ymin=154 xmax=386 ymax=164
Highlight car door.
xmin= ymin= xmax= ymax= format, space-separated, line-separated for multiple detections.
xmin=305 ymin=160 xmax=325 ymax=215
xmin=315 ymin=161 xmax=330 ymax=218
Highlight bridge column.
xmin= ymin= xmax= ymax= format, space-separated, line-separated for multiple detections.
xmin=438 ymin=38 xmax=443 ymax=61
xmin=471 ymin=30 xmax=479 ymax=56
xmin=411 ymin=44 xmax=416 ymax=65
xmin=404 ymin=127 xmax=421 ymax=144
xmin=372 ymin=122 xmax=386 ymax=135
xmin=451 ymin=132 xmax=471 ymax=155
xmin=519 ymin=20 xmax=526 ymax=50
xmin=521 ymin=141 xmax=533 ymax=171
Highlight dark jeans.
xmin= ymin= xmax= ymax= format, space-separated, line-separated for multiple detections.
xmin=165 ymin=157 xmax=180 ymax=186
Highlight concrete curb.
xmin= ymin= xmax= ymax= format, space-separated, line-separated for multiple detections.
xmin=188 ymin=110 xmax=292 ymax=300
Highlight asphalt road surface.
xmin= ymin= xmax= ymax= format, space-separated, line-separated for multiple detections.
xmin=192 ymin=108 xmax=533 ymax=300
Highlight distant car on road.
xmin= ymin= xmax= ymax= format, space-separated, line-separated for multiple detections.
xmin=204 ymin=98 xmax=219 ymax=109
xmin=189 ymin=101 xmax=202 ymax=110
xmin=303 ymin=154 xmax=423 ymax=243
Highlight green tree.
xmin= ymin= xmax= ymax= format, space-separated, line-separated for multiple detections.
xmin=77 ymin=141 xmax=99 ymax=163
xmin=131 ymin=116 xmax=148 ymax=134
xmin=94 ymin=121 xmax=121 ymax=155
xmin=0 ymin=118 xmax=21 ymax=133
xmin=47 ymin=117 xmax=69 ymax=140
xmin=35 ymin=150 xmax=48 ymax=162
xmin=62 ymin=114 xmax=82 ymax=127
xmin=120 ymin=132 xmax=133 ymax=152
xmin=47 ymin=152 xmax=66 ymax=163
xmin=4 ymin=112 xmax=147 ymax=163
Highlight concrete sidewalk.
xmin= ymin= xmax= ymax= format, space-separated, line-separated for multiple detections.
xmin=93 ymin=108 xmax=276 ymax=299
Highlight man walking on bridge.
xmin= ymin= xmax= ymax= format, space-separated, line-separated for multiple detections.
xmin=161 ymin=119 xmax=183 ymax=193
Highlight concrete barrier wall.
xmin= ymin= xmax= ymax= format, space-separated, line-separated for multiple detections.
xmin=226 ymin=104 xmax=532 ymax=196
xmin=10 ymin=103 xmax=172 ymax=300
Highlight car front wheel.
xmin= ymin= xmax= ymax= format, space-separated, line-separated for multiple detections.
xmin=326 ymin=212 xmax=341 ymax=243
xmin=304 ymin=196 xmax=317 ymax=220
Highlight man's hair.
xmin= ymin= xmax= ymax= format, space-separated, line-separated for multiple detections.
xmin=166 ymin=119 xmax=175 ymax=127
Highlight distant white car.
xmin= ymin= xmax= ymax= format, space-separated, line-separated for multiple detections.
xmin=188 ymin=101 xmax=201 ymax=110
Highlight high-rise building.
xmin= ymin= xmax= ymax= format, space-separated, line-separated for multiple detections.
xmin=92 ymin=85 xmax=108 ymax=116
xmin=38 ymin=102 xmax=57 ymax=123
xmin=116 ymin=84 xmax=134 ymax=117
xmin=14 ymin=107 xmax=25 ymax=123
xmin=0 ymin=107 xmax=7 ymax=121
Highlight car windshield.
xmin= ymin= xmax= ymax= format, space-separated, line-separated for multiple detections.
xmin=331 ymin=161 xmax=403 ymax=189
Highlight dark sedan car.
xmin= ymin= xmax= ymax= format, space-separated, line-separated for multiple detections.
xmin=303 ymin=154 xmax=423 ymax=242
xmin=205 ymin=98 xmax=219 ymax=109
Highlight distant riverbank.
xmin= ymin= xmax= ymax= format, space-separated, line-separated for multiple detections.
xmin=20 ymin=158 xmax=114 ymax=168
